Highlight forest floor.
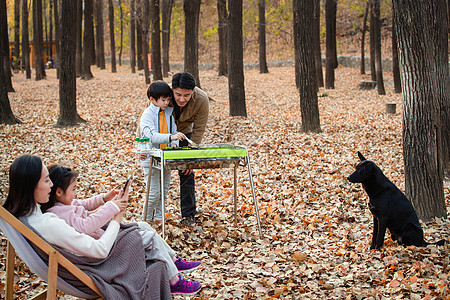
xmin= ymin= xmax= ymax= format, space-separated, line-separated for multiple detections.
xmin=0 ymin=64 xmax=449 ymax=299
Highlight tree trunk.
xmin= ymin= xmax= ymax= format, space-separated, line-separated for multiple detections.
xmin=1 ymin=3 xmax=13 ymax=92
xmin=49 ymin=0 xmax=53 ymax=63
xmin=81 ymin=0 xmax=94 ymax=80
xmin=161 ymin=0 xmax=173 ymax=77
xmin=313 ymin=0 xmax=323 ymax=88
xmin=22 ymin=0 xmax=31 ymax=78
xmin=53 ymin=0 xmax=60 ymax=78
xmin=258 ymin=0 xmax=268 ymax=73
xmin=325 ymin=0 xmax=336 ymax=89
xmin=119 ymin=0 xmax=123 ymax=66
xmin=0 ymin=0 xmax=19 ymax=124
xmin=95 ymin=0 xmax=105 ymax=69
xmin=183 ymin=0 xmax=201 ymax=87
xmin=75 ymin=0 xmax=82 ymax=77
xmin=33 ymin=0 xmax=46 ymax=80
xmin=372 ymin=0 xmax=385 ymax=95
xmin=142 ymin=0 xmax=150 ymax=84
xmin=295 ymin=0 xmax=321 ymax=133
xmin=217 ymin=0 xmax=227 ymax=76
xmin=108 ymin=0 xmax=116 ymax=73
xmin=151 ymin=0 xmax=162 ymax=80
xmin=57 ymin=0 xmax=78 ymax=126
xmin=360 ymin=0 xmax=369 ymax=75
xmin=130 ymin=0 xmax=136 ymax=73
xmin=227 ymin=0 xmax=246 ymax=117
xmin=392 ymin=15 xmax=401 ymax=94
xmin=393 ymin=0 xmax=447 ymax=221
xmin=293 ymin=0 xmax=300 ymax=89
xmin=369 ymin=1 xmax=376 ymax=81
xmin=136 ymin=18 xmax=143 ymax=70
xmin=13 ymin=0 xmax=20 ymax=70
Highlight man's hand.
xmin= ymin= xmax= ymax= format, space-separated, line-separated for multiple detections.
xmin=181 ymin=169 xmax=193 ymax=176
xmin=171 ymin=132 xmax=187 ymax=141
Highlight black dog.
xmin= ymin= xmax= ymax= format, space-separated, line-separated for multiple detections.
xmin=347 ymin=151 xmax=446 ymax=249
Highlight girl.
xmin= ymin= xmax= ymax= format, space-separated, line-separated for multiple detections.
xmin=3 ymin=155 xmax=202 ymax=295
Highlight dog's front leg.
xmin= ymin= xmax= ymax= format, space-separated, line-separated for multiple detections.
xmin=374 ymin=219 xmax=388 ymax=249
xmin=370 ymin=216 xmax=379 ymax=249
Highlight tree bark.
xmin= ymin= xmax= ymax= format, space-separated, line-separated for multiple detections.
xmin=108 ymin=0 xmax=116 ymax=73
xmin=142 ymin=0 xmax=150 ymax=84
xmin=13 ymin=0 xmax=20 ymax=70
xmin=95 ymin=0 xmax=106 ymax=69
xmin=57 ymin=0 xmax=78 ymax=126
xmin=372 ymin=0 xmax=385 ymax=95
xmin=183 ymin=0 xmax=201 ymax=87
xmin=130 ymin=0 xmax=136 ymax=73
xmin=82 ymin=0 xmax=94 ymax=80
xmin=360 ymin=0 xmax=369 ymax=75
xmin=393 ymin=0 xmax=447 ymax=221
xmin=119 ymin=0 xmax=123 ymax=66
xmin=53 ymin=0 xmax=60 ymax=78
xmin=392 ymin=15 xmax=401 ymax=93
xmin=313 ymin=0 xmax=323 ymax=87
xmin=75 ymin=0 xmax=82 ymax=77
xmin=136 ymin=16 xmax=143 ymax=70
xmin=258 ymin=0 xmax=268 ymax=73
xmin=217 ymin=0 xmax=227 ymax=76
xmin=49 ymin=0 xmax=53 ymax=63
xmin=0 ymin=0 xmax=19 ymax=124
xmin=325 ymin=0 xmax=336 ymax=89
xmin=227 ymin=0 xmax=246 ymax=117
xmin=369 ymin=0 xmax=376 ymax=81
xmin=295 ymin=0 xmax=321 ymax=133
xmin=161 ymin=0 xmax=173 ymax=77
xmin=33 ymin=0 xmax=46 ymax=80
xmin=151 ymin=0 xmax=162 ymax=80
xmin=22 ymin=0 xmax=31 ymax=79
xmin=293 ymin=0 xmax=300 ymax=89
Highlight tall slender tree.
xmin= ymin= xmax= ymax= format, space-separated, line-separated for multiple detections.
xmin=96 ymin=0 xmax=106 ymax=69
xmin=142 ymin=0 xmax=150 ymax=84
xmin=227 ymin=0 xmax=246 ymax=117
xmin=0 ymin=0 xmax=19 ymax=124
xmin=1 ymin=1 xmax=13 ymax=91
xmin=295 ymin=0 xmax=321 ymax=133
xmin=53 ymin=0 xmax=60 ymax=78
xmin=369 ymin=1 xmax=376 ymax=81
xmin=392 ymin=15 xmax=401 ymax=93
xmin=130 ymin=0 xmax=136 ymax=73
xmin=33 ymin=0 xmax=46 ymax=80
xmin=293 ymin=0 xmax=300 ymax=89
xmin=325 ymin=0 xmax=336 ymax=89
xmin=13 ymin=0 xmax=20 ymax=70
xmin=360 ymin=0 xmax=369 ymax=75
xmin=151 ymin=0 xmax=162 ymax=80
xmin=258 ymin=0 xmax=268 ymax=73
xmin=75 ymin=0 xmax=82 ymax=77
xmin=108 ymin=0 xmax=116 ymax=73
xmin=136 ymin=16 xmax=143 ymax=70
xmin=183 ymin=0 xmax=201 ymax=87
xmin=161 ymin=0 xmax=173 ymax=77
xmin=81 ymin=0 xmax=94 ymax=80
xmin=313 ymin=0 xmax=323 ymax=87
xmin=57 ymin=0 xmax=79 ymax=126
xmin=372 ymin=0 xmax=385 ymax=95
xmin=22 ymin=0 xmax=31 ymax=78
xmin=118 ymin=0 xmax=123 ymax=66
xmin=393 ymin=0 xmax=448 ymax=221
xmin=217 ymin=0 xmax=227 ymax=76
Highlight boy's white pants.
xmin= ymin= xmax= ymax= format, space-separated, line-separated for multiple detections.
xmin=143 ymin=166 xmax=171 ymax=221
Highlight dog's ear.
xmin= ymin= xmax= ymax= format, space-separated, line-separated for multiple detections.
xmin=357 ymin=151 xmax=366 ymax=161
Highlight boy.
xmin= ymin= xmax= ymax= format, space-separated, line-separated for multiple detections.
xmin=139 ymin=81 xmax=186 ymax=223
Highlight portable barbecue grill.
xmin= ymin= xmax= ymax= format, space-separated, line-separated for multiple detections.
xmin=140 ymin=144 xmax=262 ymax=238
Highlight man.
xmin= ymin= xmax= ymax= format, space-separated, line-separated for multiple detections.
xmin=171 ymin=73 xmax=209 ymax=225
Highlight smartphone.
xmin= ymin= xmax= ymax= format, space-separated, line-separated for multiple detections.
xmin=121 ymin=176 xmax=131 ymax=195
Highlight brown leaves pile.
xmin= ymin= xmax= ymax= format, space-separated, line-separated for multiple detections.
xmin=0 ymin=65 xmax=449 ymax=299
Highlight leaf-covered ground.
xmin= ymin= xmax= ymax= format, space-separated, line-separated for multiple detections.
xmin=0 ymin=65 xmax=449 ymax=299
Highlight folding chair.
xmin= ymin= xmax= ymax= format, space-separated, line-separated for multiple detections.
xmin=0 ymin=205 xmax=103 ymax=300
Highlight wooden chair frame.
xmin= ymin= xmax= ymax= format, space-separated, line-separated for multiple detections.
xmin=0 ymin=205 xmax=103 ymax=300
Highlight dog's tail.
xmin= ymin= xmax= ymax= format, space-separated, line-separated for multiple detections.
xmin=426 ymin=239 xmax=446 ymax=246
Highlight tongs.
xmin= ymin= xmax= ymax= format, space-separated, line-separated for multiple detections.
xmin=185 ymin=137 xmax=199 ymax=149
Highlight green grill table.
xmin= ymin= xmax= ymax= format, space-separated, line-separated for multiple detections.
xmin=140 ymin=144 xmax=262 ymax=239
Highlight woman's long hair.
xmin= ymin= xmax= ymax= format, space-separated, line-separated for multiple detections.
xmin=41 ymin=165 xmax=78 ymax=213
xmin=3 ymin=155 xmax=43 ymax=217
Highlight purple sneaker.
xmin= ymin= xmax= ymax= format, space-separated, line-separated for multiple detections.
xmin=174 ymin=257 xmax=201 ymax=273
xmin=170 ymin=276 xmax=201 ymax=295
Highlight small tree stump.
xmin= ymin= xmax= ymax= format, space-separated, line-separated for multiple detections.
xmin=386 ymin=103 xmax=397 ymax=114
xmin=359 ymin=80 xmax=377 ymax=90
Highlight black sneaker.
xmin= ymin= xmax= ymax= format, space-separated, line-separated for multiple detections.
xmin=180 ymin=215 xmax=195 ymax=226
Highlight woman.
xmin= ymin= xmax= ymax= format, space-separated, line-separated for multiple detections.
xmin=3 ymin=155 xmax=202 ymax=297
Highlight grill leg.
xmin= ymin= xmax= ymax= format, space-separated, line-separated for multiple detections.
xmin=246 ymin=150 xmax=263 ymax=239
xmin=233 ymin=165 xmax=238 ymax=226
xmin=143 ymin=157 xmax=154 ymax=222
